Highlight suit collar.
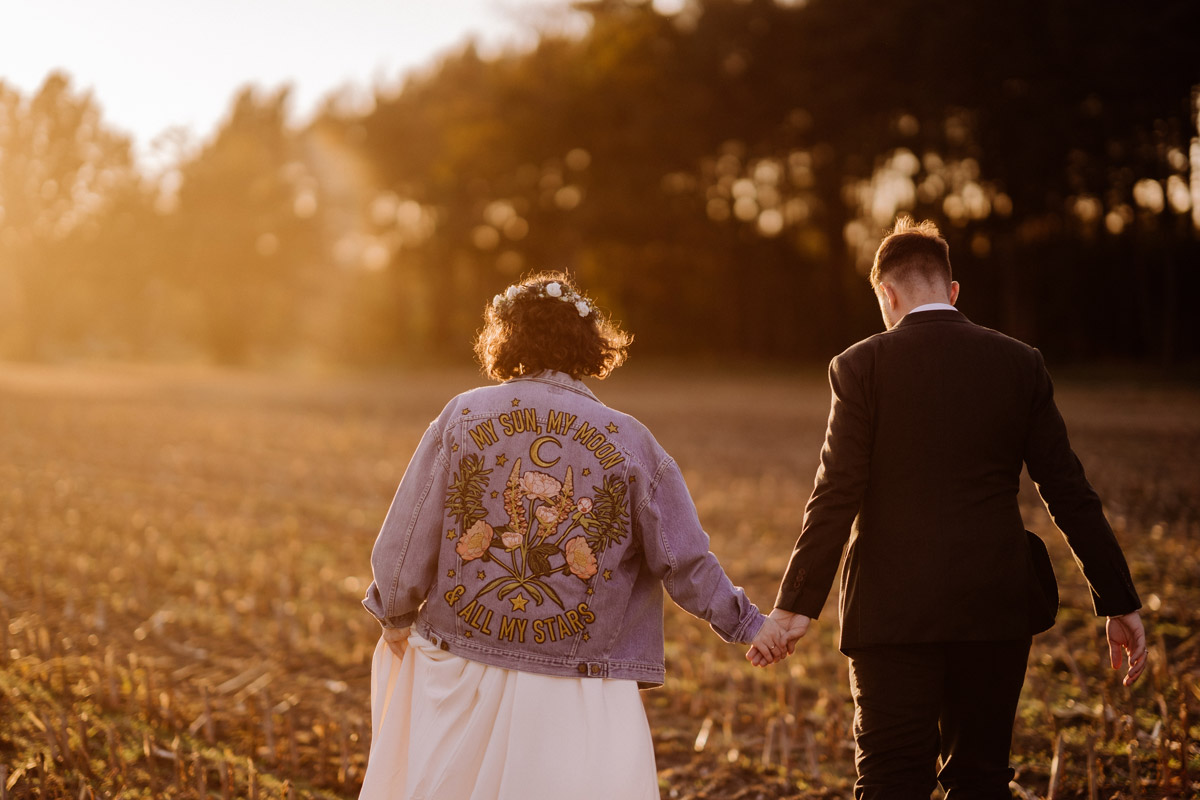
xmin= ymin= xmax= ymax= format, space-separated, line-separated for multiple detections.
xmin=894 ymin=308 xmax=969 ymax=329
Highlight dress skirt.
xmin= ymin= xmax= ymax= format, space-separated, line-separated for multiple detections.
xmin=358 ymin=632 xmax=660 ymax=800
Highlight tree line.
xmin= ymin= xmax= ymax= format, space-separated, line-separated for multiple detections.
xmin=1 ymin=0 xmax=1197 ymax=366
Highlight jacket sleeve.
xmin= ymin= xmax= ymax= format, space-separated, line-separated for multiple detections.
xmin=635 ymin=456 xmax=764 ymax=644
xmin=774 ymin=352 xmax=872 ymax=617
xmin=1022 ymin=350 xmax=1140 ymax=616
xmin=363 ymin=422 xmax=452 ymax=629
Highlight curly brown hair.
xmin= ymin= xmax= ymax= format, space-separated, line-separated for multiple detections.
xmin=473 ymin=272 xmax=632 ymax=381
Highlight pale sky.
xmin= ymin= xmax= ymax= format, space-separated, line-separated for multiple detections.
xmin=0 ymin=0 xmax=590 ymax=163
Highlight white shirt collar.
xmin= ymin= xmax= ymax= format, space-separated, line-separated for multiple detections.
xmin=908 ymin=302 xmax=958 ymax=315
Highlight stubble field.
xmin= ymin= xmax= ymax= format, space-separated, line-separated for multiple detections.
xmin=0 ymin=363 xmax=1197 ymax=799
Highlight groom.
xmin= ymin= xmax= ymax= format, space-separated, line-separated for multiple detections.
xmin=752 ymin=218 xmax=1146 ymax=799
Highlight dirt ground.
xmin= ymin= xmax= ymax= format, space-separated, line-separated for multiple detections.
xmin=0 ymin=362 xmax=1196 ymax=798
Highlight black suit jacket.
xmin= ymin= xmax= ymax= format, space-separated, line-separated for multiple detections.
xmin=775 ymin=310 xmax=1140 ymax=649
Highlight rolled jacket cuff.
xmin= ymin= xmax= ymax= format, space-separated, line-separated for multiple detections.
xmin=734 ymin=611 xmax=765 ymax=644
xmin=383 ymin=613 xmax=417 ymax=629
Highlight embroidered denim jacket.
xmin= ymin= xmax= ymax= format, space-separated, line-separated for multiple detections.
xmin=363 ymin=371 xmax=764 ymax=688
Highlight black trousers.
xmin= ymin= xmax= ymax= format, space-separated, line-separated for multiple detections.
xmin=843 ymin=638 xmax=1032 ymax=800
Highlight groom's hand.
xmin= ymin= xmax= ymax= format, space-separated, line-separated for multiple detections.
xmin=769 ymin=607 xmax=811 ymax=653
xmin=746 ymin=608 xmax=811 ymax=666
xmin=1106 ymin=611 xmax=1147 ymax=687
xmin=746 ymin=617 xmax=789 ymax=667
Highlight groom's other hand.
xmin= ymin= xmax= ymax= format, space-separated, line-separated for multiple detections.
xmin=746 ymin=617 xmax=789 ymax=667
xmin=1106 ymin=611 xmax=1147 ymax=686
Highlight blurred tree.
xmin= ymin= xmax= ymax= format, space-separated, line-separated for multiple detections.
xmin=341 ymin=0 xmax=1199 ymax=362
xmin=0 ymin=72 xmax=144 ymax=358
xmin=171 ymin=87 xmax=322 ymax=364
xmin=4 ymin=1 xmax=1198 ymax=367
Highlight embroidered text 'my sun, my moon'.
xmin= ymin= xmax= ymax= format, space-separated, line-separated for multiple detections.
xmin=466 ymin=408 xmax=625 ymax=471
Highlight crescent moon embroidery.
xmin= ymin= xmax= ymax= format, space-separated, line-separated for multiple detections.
xmin=529 ymin=435 xmax=562 ymax=468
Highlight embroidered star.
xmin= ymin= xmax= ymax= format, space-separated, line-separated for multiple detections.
xmin=582 ymin=468 xmax=591 ymax=476
xmin=447 ymin=569 xmax=456 ymax=578
xmin=606 ymin=422 xmax=619 ymax=434
xmin=582 ymin=632 xmax=590 ymax=642
xmin=464 ymin=630 xmax=472 ymax=638
xmin=511 ymin=398 xmax=521 ymax=407
xmin=447 ymin=529 xmax=456 ymax=540
xmin=452 ymin=443 xmax=460 ymax=452
xmin=461 ymin=408 xmax=471 ymax=415
xmin=496 ymin=454 xmax=508 ymax=466
xmin=490 ymin=491 xmax=499 ymax=499
xmin=603 ymin=569 xmax=612 ymax=581
xmin=477 ymin=570 xmax=486 ymax=580
xmin=586 ymin=587 xmax=594 ymax=596
xmin=629 ymin=475 xmax=636 ymax=483
xmin=509 ymin=593 xmax=529 ymax=612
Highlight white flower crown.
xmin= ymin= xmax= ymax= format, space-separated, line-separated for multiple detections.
xmin=492 ymin=281 xmax=593 ymax=318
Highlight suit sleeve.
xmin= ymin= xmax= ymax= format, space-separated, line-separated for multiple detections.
xmin=1023 ymin=350 xmax=1140 ymax=617
xmin=774 ymin=353 xmax=873 ymax=616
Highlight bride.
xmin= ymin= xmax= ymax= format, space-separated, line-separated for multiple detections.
xmin=358 ymin=272 xmax=788 ymax=800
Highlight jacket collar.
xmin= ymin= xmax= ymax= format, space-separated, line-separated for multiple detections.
xmin=507 ymin=370 xmax=601 ymax=402
xmin=894 ymin=308 xmax=969 ymax=329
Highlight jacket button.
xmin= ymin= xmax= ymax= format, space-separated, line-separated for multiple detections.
xmin=589 ymin=664 xmax=601 ymax=676
xmin=577 ymin=664 xmax=588 ymax=674
xmin=440 ymin=641 xmax=450 ymax=651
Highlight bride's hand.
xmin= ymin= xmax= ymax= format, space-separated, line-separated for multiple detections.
xmin=382 ymin=626 xmax=411 ymax=659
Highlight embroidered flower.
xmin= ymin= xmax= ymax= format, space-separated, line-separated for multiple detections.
xmin=576 ymin=497 xmax=593 ymax=514
xmin=575 ymin=299 xmax=591 ymax=317
xmin=455 ymin=520 xmax=494 ymax=561
xmin=545 ymin=282 xmax=563 ymax=297
xmin=500 ymin=528 xmax=523 ymax=550
xmin=564 ymin=537 xmax=598 ymax=580
xmin=535 ymin=504 xmax=559 ymax=529
xmin=521 ymin=471 xmax=562 ymax=501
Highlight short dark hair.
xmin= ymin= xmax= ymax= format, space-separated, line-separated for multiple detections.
xmin=869 ymin=216 xmax=952 ymax=290
xmin=474 ymin=271 xmax=632 ymax=381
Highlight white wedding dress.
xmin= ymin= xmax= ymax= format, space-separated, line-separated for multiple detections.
xmin=358 ymin=632 xmax=660 ymax=800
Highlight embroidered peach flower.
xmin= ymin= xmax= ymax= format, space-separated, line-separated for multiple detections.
xmin=521 ymin=471 xmax=562 ymax=501
xmin=535 ymin=504 xmax=559 ymax=529
xmin=564 ymin=537 xmax=598 ymax=580
xmin=576 ymin=497 xmax=593 ymax=514
xmin=501 ymin=528 xmax=523 ymax=550
xmin=456 ymin=520 xmax=493 ymax=561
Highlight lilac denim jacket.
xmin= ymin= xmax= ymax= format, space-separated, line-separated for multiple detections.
xmin=363 ymin=371 xmax=764 ymax=687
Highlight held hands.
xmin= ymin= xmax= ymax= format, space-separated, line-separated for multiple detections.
xmin=746 ymin=608 xmax=812 ymax=667
xmin=382 ymin=625 xmax=411 ymax=660
xmin=1106 ymin=611 xmax=1147 ymax=687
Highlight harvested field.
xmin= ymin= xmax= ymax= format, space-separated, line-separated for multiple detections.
xmin=0 ymin=363 xmax=1196 ymax=798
